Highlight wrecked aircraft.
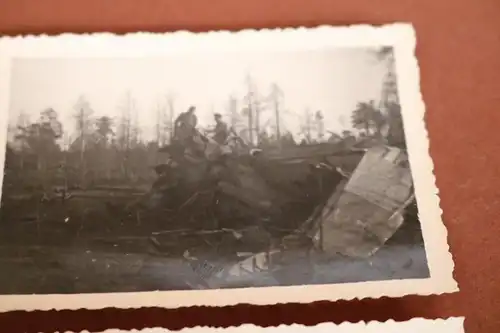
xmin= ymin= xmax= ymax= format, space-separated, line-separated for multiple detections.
xmin=130 ymin=133 xmax=417 ymax=286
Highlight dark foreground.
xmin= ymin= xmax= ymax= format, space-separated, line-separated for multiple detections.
xmin=0 ymin=210 xmax=428 ymax=294
xmin=0 ymin=244 xmax=428 ymax=294
xmin=0 ymin=181 xmax=429 ymax=294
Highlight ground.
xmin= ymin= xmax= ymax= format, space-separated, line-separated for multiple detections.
xmin=0 ymin=243 xmax=428 ymax=294
xmin=0 ymin=197 xmax=429 ymax=294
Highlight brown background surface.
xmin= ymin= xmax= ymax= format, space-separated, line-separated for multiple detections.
xmin=0 ymin=0 xmax=499 ymax=332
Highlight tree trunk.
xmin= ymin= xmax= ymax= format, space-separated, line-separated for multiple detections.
xmin=247 ymin=105 xmax=254 ymax=146
xmin=275 ymin=101 xmax=281 ymax=139
xmin=255 ymin=102 xmax=261 ymax=145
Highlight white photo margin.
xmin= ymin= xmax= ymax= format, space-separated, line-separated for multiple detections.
xmin=77 ymin=317 xmax=466 ymax=333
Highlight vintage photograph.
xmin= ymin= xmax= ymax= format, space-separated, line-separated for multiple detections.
xmin=79 ymin=318 xmax=467 ymax=333
xmin=0 ymin=24 xmax=456 ymax=310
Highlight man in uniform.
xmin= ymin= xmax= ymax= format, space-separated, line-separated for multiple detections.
xmin=174 ymin=106 xmax=198 ymax=143
xmin=209 ymin=113 xmax=229 ymax=145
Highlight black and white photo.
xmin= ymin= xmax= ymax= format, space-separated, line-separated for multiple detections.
xmin=0 ymin=24 xmax=456 ymax=311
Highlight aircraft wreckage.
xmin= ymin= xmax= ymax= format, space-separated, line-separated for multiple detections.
xmin=117 ymin=132 xmax=418 ymax=288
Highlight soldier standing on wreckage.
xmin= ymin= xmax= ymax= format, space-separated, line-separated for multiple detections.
xmin=206 ymin=113 xmax=229 ymax=145
xmin=174 ymin=106 xmax=198 ymax=149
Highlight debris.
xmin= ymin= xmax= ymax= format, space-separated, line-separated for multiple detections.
xmin=217 ymin=181 xmax=273 ymax=212
xmin=311 ymin=145 xmax=415 ymax=258
xmin=225 ymin=251 xmax=275 ymax=277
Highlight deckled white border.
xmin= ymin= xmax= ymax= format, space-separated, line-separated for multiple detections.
xmin=71 ymin=318 xmax=466 ymax=333
xmin=0 ymin=23 xmax=457 ymax=312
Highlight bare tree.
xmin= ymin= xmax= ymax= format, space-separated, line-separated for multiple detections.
xmin=225 ymin=94 xmax=240 ymax=130
xmin=374 ymin=47 xmax=405 ymax=146
xmin=117 ymin=91 xmax=135 ymax=178
xmin=243 ymin=74 xmax=269 ymax=145
xmin=95 ymin=116 xmax=114 ymax=179
xmin=254 ymin=98 xmax=263 ymax=144
xmin=269 ymin=83 xmax=284 ymax=140
xmin=166 ymin=93 xmax=176 ymax=143
xmin=376 ymin=47 xmax=399 ymax=109
xmin=300 ymin=108 xmax=314 ymax=143
xmin=243 ymin=74 xmax=255 ymax=145
xmin=129 ymin=97 xmax=141 ymax=148
xmin=61 ymin=132 xmax=72 ymax=190
xmin=153 ymin=94 xmax=174 ymax=147
xmin=154 ymin=101 xmax=163 ymax=146
xmin=131 ymin=117 xmax=141 ymax=147
xmin=73 ymin=96 xmax=94 ymax=186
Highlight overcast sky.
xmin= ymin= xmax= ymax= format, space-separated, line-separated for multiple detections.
xmin=8 ymin=47 xmax=388 ymax=142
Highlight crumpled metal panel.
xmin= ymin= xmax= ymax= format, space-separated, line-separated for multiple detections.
xmin=313 ymin=145 xmax=415 ymax=258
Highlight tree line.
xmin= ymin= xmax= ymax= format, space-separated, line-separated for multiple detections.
xmin=4 ymin=47 xmax=404 ymax=190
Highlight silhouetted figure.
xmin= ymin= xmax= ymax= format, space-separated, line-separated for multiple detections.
xmin=172 ymin=106 xmax=199 ymax=156
xmin=208 ymin=113 xmax=229 ymax=145
xmin=174 ymin=106 xmax=198 ymax=143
